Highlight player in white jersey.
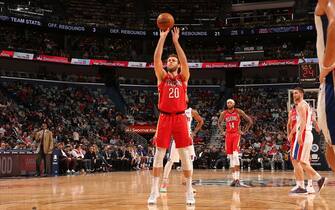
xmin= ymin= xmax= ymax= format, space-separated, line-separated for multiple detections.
xmin=290 ymin=87 xmax=326 ymax=195
xmin=159 ymin=107 xmax=204 ymax=193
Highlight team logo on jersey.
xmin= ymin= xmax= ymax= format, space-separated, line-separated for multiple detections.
xmin=166 ymin=79 xmax=182 ymax=87
xmin=226 ymin=116 xmax=238 ymax=122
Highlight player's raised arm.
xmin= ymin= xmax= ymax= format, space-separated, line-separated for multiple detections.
xmin=171 ymin=27 xmax=190 ymax=82
xmin=237 ymin=109 xmax=253 ymax=132
xmin=154 ymin=29 xmax=169 ymax=83
xmin=191 ymin=109 xmax=204 ymax=137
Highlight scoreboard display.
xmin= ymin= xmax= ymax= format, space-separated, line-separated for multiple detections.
xmin=299 ymin=63 xmax=318 ymax=83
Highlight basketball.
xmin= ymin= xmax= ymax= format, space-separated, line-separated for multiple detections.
xmin=156 ymin=13 xmax=174 ymax=30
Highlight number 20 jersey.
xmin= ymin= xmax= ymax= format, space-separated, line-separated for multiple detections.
xmin=158 ymin=74 xmax=187 ymax=113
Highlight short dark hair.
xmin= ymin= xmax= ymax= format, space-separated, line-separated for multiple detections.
xmin=294 ymin=87 xmax=304 ymax=94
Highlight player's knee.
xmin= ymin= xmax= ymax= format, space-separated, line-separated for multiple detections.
xmin=153 ymin=148 xmax=166 ymax=168
xmin=229 ymin=155 xmax=234 ymax=167
xmin=177 ymin=148 xmax=192 ymax=171
xmin=232 ymin=151 xmax=240 ymax=166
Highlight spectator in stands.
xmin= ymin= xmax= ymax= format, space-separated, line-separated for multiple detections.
xmin=84 ymin=146 xmax=95 ymax=172
xmin=58 ymin=143 xmax=76 ymax=175
xmin=0 ymin=142 xmax=6 ymax=150
xmin=271 ymin=149 xmax=285 ymax=170
xmin=100 ymin=145 xmax=113 ymax=172
xmin=35 ymin=123 xmax=54 ymax=177
xmin=71 ymin=144 xmax=85 ymax=172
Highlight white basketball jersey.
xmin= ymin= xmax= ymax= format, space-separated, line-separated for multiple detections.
xmin=296 ymin=100 xmax=313 ymax=132
xmin=185 ymin=108 xmax=193 ymax=134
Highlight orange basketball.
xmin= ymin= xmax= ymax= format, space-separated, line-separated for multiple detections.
xmin=156 ymin=13 xmax=174 ymax=30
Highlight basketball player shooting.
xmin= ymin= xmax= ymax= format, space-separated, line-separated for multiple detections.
xmin=160 ymin=106 xmax=204 ymax=193
xmin=315 ymin=0 xmax=335 ymax=172
xmin=289 ymin=87 xmax=326 ymax=194
xmin=218 ymin=99 xmax=253 ymax=187
xmin=147 ymin=27 xmax=195 ymax=205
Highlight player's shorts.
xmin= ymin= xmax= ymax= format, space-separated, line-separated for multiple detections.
xmin=291 ymin=131 xmax=313 ymax=164
xmin=169 ymin=140 xmax=195 ymax=163
xmin=154 ymin=113 xmax=192 ymax=149
xmin=290 ymin=133 xmax=296 ymax=156
xmin=225 ymin=132 xmax=240 ymax=155
xmin=317 ymin=72 xmax=335 ymax=145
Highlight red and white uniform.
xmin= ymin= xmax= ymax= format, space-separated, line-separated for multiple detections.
xmin=291 ymin=100 xmax=313 ymax=164
xmin=289 ymin=107 xmax=297 ymax=150
xmin=224 ymin=109 xmax=241 ymax=155
xmin=155 ymin=74 xmax=192 ymax=149
xmin=169 ymin=108 xmax=196 ymax=162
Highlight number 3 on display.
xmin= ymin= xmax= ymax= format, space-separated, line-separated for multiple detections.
xmin=168 ymin=88 xmax=180 ymax=98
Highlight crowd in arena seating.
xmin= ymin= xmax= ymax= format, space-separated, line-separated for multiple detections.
xmin=0 ymin=81 xmax=158 ymax=174
xmin=1 ymin=79 xmax=307 ymax=173
xmin=120 ymin=88 xmax=157 ymax=125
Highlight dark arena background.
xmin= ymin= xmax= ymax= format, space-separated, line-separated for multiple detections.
xmin=0 ymin=0 xmax=334 ymax=209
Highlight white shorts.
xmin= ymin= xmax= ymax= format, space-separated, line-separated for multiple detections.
xmin=169 ymin=140 xmax=195 ymax=163
xmin=291 ymin=131 xmax=313 ymax=164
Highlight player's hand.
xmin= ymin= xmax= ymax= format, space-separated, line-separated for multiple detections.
xmin=319 ymin=65 xmax=335 ymax=83
xmin=319 ymin=70 xmax=327 ymax=83
xmin=171 ymin=27 xmax=180 ymax=43
xmin=160 ymin=29 xmax=170 ymax=38
xmin=191 ymin=132 xmax=196 ymax=138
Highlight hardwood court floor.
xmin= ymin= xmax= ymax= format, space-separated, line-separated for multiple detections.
xmin=0 ymin=170 xmax=334 ymax=210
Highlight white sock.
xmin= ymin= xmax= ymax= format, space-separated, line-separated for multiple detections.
xmin=185 ymin=177 xmax=193 ymax=194
xmin=152 ymin=177 xmax=160 ymax=194
xmin=313 ymin=173 xmax=322 ymax=181
xmin=308 ymin=179 xmax=313 ymax=187
xmin=297 ymin=180 xmax=304 ymax=189
xmin=236 ymin=171 xmax=240 ymax=180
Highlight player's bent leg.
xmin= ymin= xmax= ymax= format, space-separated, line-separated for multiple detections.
xmin=178 ymin=148 xmax=195 ymax=205
xmin=148 ymin=147 xmax=167 ymax=204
